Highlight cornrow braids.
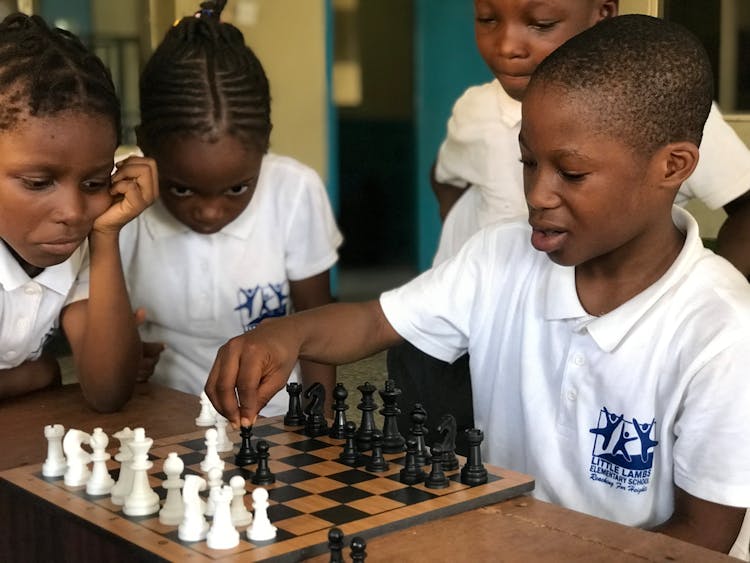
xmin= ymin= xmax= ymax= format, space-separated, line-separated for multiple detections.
xmin=0 ymin=13 xmax=121 ymax=142
xmin=139 ymin=0 xmax=271 ymax=152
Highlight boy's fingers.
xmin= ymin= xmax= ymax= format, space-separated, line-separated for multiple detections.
xmin=205 ymin=343 xmax=242 ymax=426
xmin=134 ymin=307 xmax=147 ymax=326
xmin=235 ymin=352 xmax=265 ymax=427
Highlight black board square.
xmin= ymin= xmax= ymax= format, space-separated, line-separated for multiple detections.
xmin=320 ymin=486 xmax=371 ymax=504
xmin=312 ymin=504 xmax=371 ymax=526
xmin=249 ymin=527 xmax=295 ymax=545
xmin=179 ymin=451 xmax=204 ymax=466
xmin=223 ymin=466 xmax=254 ymax=481
xmin=274 ymin=468 xmax=318 ymax=484
xmin=267 ymin=503 xmax=303 ymax=522
xmin=382 ymin=487 xmax=438 ymax=505
xmin=327 ymin=469 xmax=379 ymax=485
xmin=277 ymin=453 xmax=326 ymax=467
xmin=180 ymin=438 xmax=205 ymax=451
xmin=254 ymin=425 xmax=289 ymax=438
xmin=268 ymin=485 xmax=311 ymax=503
xmin=286 ymin=438 xmax=330 ymax=453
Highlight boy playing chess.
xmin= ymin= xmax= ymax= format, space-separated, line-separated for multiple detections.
xmin=206 ymin=15 xmax=750 ymax=553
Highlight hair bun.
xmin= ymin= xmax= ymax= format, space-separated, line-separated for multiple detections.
xmin=195 ymin=0 xmax=228 ymax=20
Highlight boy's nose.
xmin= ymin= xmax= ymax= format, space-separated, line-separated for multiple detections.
xmin=195 ymin=202 xmax=223 ymax=222
xmin=495 ymin=24 xmax=527 ymax=58
xmin=525 ymin=176 xmax=560 ymax=211
xmin=54 ymin=186 xmax=87 ymax=225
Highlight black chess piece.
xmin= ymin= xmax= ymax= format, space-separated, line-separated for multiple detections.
xmin=350 ymin=536 xmax=367 ymax=562
xmin=365 ymin=430 xmax=389 ymax=472
xmin=406 ymin=403 xmax=429 ymax=467
xmin=355 ymin=382 xmax=378 ymax=452
xmin=251 ymin=439 xmax=276 ymax=485
xmin=328 ymin=527 xmax=345 ymax=563
xmin=379 ymin=379 xmax=405 ymax=453
xmin=399 ymin=437 xmax=426 ymax=485
xmin=460 ymin=428 xmax=488 ymax=486
xmin=304 ymin=382 xmax=329 ymax=437
xmin=329 ymin=383 xmax=349 ymax=439
xmin=234 ymin=425 xmax=258 ymax=466
xmin=339 ymin=420 xmax=360 ymax=466
xmin=284 ymin=382 xmax=305 ymax=426
xmin=437 ymin=413 xmax=459 ymax=471
xmin=425 ymin=443 xmax=449 ymax=489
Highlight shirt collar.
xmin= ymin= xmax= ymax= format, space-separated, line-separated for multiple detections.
xmin=545 ymin=207 xmax=705 ymax=352
xmin=0 ymin=240 xmax=86 ymax=294
xmin=493 ymin=79 xmax=522 ymax=129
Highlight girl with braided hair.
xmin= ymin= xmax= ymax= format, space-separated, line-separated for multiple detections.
xmin=120 ymin=1 xmax=341 ymax=416
xmin=0 ymin=14 xmax=158 ymax=408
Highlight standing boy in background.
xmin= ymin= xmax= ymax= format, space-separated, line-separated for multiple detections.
xmin=120 ymin=0 xmax=342 ymax=415
xmin=0 ymin=14 xmax=157 ymax=409
xmin=206 ymin=15 xmax=750 ymax=554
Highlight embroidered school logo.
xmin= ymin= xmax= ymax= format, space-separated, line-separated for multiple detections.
xmin=235 ymin=283 xmax=289 ymax=331
xmin=588 ymin=407 xmax=659 ymax=494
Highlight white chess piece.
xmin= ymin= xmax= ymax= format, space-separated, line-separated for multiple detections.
xmin=214 ymin=413 xmax=234 ymax=453
xmin=42 ymin=424 xmax=67 ymax=477
xmin=63 ymin=429 xmax=92 ymax=487
xmin=159 ymin=452 xmax=185 ymax=525
xmin=110 ymin=427 xmax=134 ymax=505
xmin=206 ymin=485 xmax=240 ymax=549
xmin=205 ymin=465 xmax=223 ymax=517
xmin=248 ymin=487 xmax=276 ymax=541
xmin=86 ymin=427 xmax=115 ymax=495
xmin=229 ymin=475 xmax=252 ymax=527
xmin=178 ymin=474 xmax=209 ymax=542
xmin=200 ymin=428 xmax=225 ymax=473
xmin=123 ymin=427 xmax=160 ymax=516
xmin=195 ymin=391 xmax=216 ymax=427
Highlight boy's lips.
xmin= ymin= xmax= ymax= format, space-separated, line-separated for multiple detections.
xmin=40 ymin=238 xmax=83 ymax=255
xmin=529 ymin=224 xmax=568 ymax=254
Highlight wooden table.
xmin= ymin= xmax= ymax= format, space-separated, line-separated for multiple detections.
xmin=0 ymin=383 xmax=735 ymax=562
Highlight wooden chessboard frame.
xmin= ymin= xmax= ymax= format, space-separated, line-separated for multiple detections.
xmin=0 ymin=416 xmax=534 ymax=562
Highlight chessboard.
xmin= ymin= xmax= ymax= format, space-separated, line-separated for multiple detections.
xmin=0 ymin=416 xmax=534 ymax=562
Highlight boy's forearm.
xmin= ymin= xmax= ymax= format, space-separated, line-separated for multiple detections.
xmin=0 ymin=353 xmax=61 ymax=400
xmin=71 ymin=231 xmax=140 ymax=412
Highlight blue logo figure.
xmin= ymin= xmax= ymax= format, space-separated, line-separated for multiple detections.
xmin=235 ymin=283 xmax=289 ymax=331
xmin=589 ymin=408 xmax=659 ymax=471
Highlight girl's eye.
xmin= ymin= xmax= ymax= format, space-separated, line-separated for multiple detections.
xmin=226 ymin=184 xmax=250 ymax=196
xmin=531 ymin=20 xmax=558 ymax=31
xmin=169 ymin=186 xmax=194 ymax=197
xmin=81 ymin=178 xmax=111 ymax=193
xmin=20 ymin=177 xmax=54 ymax=190
xmin=560 ymin=170 xmax=587 ymax=181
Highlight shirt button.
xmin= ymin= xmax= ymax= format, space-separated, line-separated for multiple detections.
xmin=24 ymin=283 xmax=41 ymax=295
xmin=573 ymin=354 xmax=585 ymax=366
xmin=3 ymin=350 xmax=17 ymax=361
xmin=16 ymin=318 xmax=29 ymax=333
xmin=567 ymin=390 xmax=577 ymax=401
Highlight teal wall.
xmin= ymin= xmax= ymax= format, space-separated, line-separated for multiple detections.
xmin=39 ymin=0 xmax=91 ymax=36
xmin=414 ymin=0 xmax=492 ymax=270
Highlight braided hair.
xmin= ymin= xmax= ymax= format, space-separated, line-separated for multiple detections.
xmin=0 ymin=13 xmax=121 ymax=142
xmin=138 ymin=0 xmax=271 ymax=152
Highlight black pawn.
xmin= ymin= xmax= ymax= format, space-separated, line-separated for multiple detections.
xmin=406 ymin=403 xmax=430 ymax=467
xmin=284 ymin=382 xmax=305 ymax=426
xmin=339 ymin=420 xmax=360 ymax=466
xmin=425 ymin=444 xmax=449 ymax=489
xmin=328 ymin=527 xmax=344 ymax=563
xmin=399 ymin=437 xmax=426 ymax=485
xmin=460 ymin=428 xmax=488 ymax=486
xmin=329 ymin=383 xmax=349 ymax=439
xmin=251 ymin=439 xmax=275 ymax=485
xmin=234 ymin=425 xmax=258 ymax=466
xmin=379 ymin=379 xmax=405 ymax=453
xmin=365 ymin=430 xmax=389 ymax=472
xmin=355 ymin=382 xmax=378 ymax=452
xmin=350 ymin=536 xmax=367 ymax=562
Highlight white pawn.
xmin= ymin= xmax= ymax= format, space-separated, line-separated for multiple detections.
xmin=178 ymin=474 xmax=209 ymax=542
xmin=42 ymin=424 xmax=67 ymax=477
xmin=63 ymin=429 xmax=92 ymax=487
xmin=196 ymin=391 xmax=216 ymax=427
xmin=159 ymin=452 xmax=185 ymax=525
xmin=86 ymin=427 xmax=115 ymax=495
xmin=214 ymin=413 xmax=233 ymax=453
xmin=123 ymin=427 xmax=160 ymax=516
xmin=229 ymin=475 xmax=252 ymax=527
xmin=206 ymin=485 xmax=239 ymax=550
xmin=248 ymin=487 xmax=276 ymax=541
xmin=110 ymin=427 xmax=134 ymax=505
xmin=200 ymin=428 xmax=225 ymax=473
xmin=205 ymin=465 xmax=223 ymax=517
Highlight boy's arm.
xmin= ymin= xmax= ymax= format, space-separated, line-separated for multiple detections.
xmin=289 ymin=271 xmax=336 ymax=413
xmin=716 ymin=191 xmax=750 ymax=278
xmin=651 ymin=486 xmax=746 ymax=553
xmin=431 ymin=161 xmax=468 ymax=222
xmin=205 ymin=300 xmax=402 ymax=427
xmin=61 ymin=156 xmax=158 ymax=413
xmin=0 ymin=352 xmax=61 ymax=400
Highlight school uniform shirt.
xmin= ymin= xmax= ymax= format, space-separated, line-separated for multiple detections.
xmin=433 ymin=79 xmax=750 ymax=265
xmin=120 ymin=153 xmax=343 ymax=416
xmin=380 ymin=206 xmax=750 ymax=528
xmin=0 ymin=241 xmax=89 ymax=369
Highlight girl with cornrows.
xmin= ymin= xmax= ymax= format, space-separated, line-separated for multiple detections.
xmin=0 ymin=14 xmax=158 ymax=408
xmin=121 ymin=0 xmax=342 ymax=416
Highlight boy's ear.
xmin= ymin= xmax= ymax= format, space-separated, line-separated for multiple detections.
xmin=655 ymin=141 xmax=700 ymax=191
xmin=597 ymin=1 xmax=618 ymax=20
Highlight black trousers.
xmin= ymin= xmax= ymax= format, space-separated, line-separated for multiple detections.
xmin=386 ymin=341 xmax=474 ymax=456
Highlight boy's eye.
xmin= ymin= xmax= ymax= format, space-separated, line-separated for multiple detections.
xmin=560 ymin=170 xmax=587 ymax=181
xmin=476 ymin=15 xmax=496 ymax=26
xmin=226 ymin=184 xmax=250 ymax=196
xmin=20 ymin=177 xmax=54 ymax=190
xmin=519 ymin=157 xmax=536 ymax=169
xmin=81 ymin=178 xmax=111 ymax=193
xmin=169 ymin=186 xmax=194 ymax=197
xmin=530 ymin=20 xmax=558 ymax=31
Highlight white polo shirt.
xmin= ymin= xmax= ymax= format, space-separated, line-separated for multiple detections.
xmin=433 ymin=80 xmax=750 ymax=264
xmin=0 ymin=241 xmax=89 ymax=369
xmin=381 ymin=207 xmax=750 ymax=528
xmin=120 ymin=153 xmax=343 ymax=416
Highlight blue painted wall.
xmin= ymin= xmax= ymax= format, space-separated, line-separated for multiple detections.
xmin=413 ymin=0 xmax=492 ymax=270
xmin=39 ymin=0 xmax=91 ymax=37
